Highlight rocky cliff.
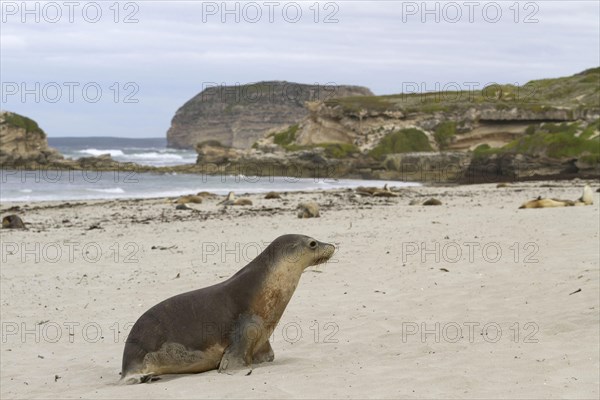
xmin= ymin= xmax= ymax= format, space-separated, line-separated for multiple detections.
xmin=0 ymin=111 xmax=64 ymax=167
xmin=234 ymin=68 xmax=599 ymax=182
xmin=0 ymin=111 xmax=146 ymax=172
xmin=166 ymin=81 xmax=373 ymax=149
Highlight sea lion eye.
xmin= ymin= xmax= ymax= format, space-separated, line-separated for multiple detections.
xmin=309 ymin=240 xmax=317 ymax=249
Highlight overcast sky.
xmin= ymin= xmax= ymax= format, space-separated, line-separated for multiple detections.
xmin=1 ymin=1 xmax=599 ymax=138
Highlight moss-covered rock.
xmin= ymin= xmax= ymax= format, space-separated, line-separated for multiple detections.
xmin=434 ymin=121 xmax=456 ymax=149
xmin=3 ymin=112 xmax=46 ymax=136
xmin=272 ymin=124 xmax=299 ymax=147
xmin=473 ymin=120 xmax=600 ymax=165
xmin=318 ymin=142 xmax=359 ymax=158
xmin=369 ymin=129 xmax=433 ymax=160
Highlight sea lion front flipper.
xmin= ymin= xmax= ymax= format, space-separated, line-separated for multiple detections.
xmin=218 ymin=315 xmax=266 ymax=374
xmin=218 ymin=344 xmax=252 ymax=375
xmin=253 ymin=340 xmax=274 ymax=364
xmin=119 ymin=373 xmax=159 ymax=385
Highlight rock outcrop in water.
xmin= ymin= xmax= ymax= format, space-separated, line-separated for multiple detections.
xmin=0 ymin=111 xmax=64 ymax=167
xmin=166 ymin=81 xmax=373 ymax=149
xmin=0 ymin=110 xmax=143 ymax=172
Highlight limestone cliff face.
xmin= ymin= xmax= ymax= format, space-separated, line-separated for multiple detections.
xmin=0 ymin=111 xmax=64 ymax=167
xmin=240 ymin=69 xmax=600 ymax=182
xmin=292 ymin=102 xmax=599 ymax=152
xmin=166 ymin=81 xmax=373 ymax=149
xmin=287 ymin=68 xmax=600 ymax=154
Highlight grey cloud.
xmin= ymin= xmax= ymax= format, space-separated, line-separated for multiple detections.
xmin=1 ymin=1 xmax=598 ymax=138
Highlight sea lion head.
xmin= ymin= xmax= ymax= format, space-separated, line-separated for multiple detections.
xmin=265 ymin=234 xmax=335 ymax=272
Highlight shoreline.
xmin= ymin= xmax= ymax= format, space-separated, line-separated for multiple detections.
xmin=3 ymin=159 xmax=599 ymax=187
xmin=1 ymin=178 xmax=598 ymax=207
xmin=2 ymin=163 xmax=599 ymax=205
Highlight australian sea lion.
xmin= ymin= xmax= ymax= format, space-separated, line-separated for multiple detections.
xmin=519 ymin=197 xmax=573 ymax=208
xmin=2 ymin=215 xmax=25 ymax=229
xmin=422 ymin=198 xmax=442 ymax=206
xmin=374 ymin=184 xmax=398 ymax=198
xmin=519 ymin=185 xmax=594 ymax=209
xmin=174 ymin=195 xmax=203 ymax=205
xmin=196 ymin=191 xmax=217 ymax=198
xmin=264 ymin=191 xmax=281 ymax=199
xmin=578 ymin=185 xmax=593 ymax=205
xmin=297 ymin=202 xmax=320 ymax=218
xmin=120 ymin=234 xmax=335 ymax=384
xmin=218 ymin=192 xmax=253 ymax=206
xmin=355 ymin=184 xmax=397 ymax=197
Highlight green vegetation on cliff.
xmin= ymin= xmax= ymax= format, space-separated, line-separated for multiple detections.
xmin=273 ymin=124 xmax=299 ymax=146
xmin=434 ymin=121 xmax=456 ymax=149
xmin=369 ymin=128 xmax=433 ymax=160
xmin=318 ymin=143 xmax=359 ymax=158
xmin=271 ymin=124 xmax=359 ymax=158
xmin=474 ymin=120 xmax=600 ymax=164
xmin=2 ymin=112 xmax=46 ymax=136
xmin=325 ymin=67 xmax=600 ymax=114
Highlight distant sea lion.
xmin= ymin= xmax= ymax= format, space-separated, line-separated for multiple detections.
xmin=264 ymin=191 xmax=281 ymax=199
xmin=297 ymin=202 xmax=320 ymax=218
xmin=519 ymin=185 xmax=593 ymax=209
xmin=196 ymin=191 xmax=217 ymax=198
xmin=519 ymin=197 xmax=573 ymax=208
xmin=2 ymin=215 xmax=25 ymax=229
xmin=578 ymin=185 xmax=593 ymax=205
xmin=373 ymin=184 xmax=398 ymax=198
xmin=218 ymin=192 xmax=253 ymax=206
xmin=233 ymin=198 xmax=253 ymax=206
xmin=120 ymin=234 xmax=335 ymax=384
xmin=355 ymin=184 xmax=397 ymax=197
xmin=422 ymin=198 xmax=442 ymax=206
xmin=174 ymin=195 xmax=203 ymax=205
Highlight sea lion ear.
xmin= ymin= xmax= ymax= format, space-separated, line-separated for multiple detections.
xmin=281 ymin=242 xmax=301 ymax=263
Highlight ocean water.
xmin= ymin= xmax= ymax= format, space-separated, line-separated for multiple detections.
xmin=0 ymin=170 xmax=419 ymax=202
xmin=48 ymin=137 xmax=197 ymax=167
xmin=1 ymin=137 xmax=420 ymax=202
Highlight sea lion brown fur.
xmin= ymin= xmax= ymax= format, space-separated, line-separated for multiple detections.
xmin=174 ymin=195 xmax=203 ymax=205
xmin=355 ymin=184 xmax=397 ymax=197
xmin=519 ymin=185 xmax=594 ymax=209
xmin=265 ymin=191 xmax=281 ymax=199
xmin=297 ymin=202 xmax=320 ymax=218
xmin=218 ymin=192 xmax=253 ymax=206
xmin=120 ymin=234 xmax=335 ymax=384
xmin=2 ymin=215 xmax=25 ymax=229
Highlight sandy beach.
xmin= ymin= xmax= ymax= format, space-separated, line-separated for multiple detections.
xmin=1 ymin=181 xmax=599 ymax=399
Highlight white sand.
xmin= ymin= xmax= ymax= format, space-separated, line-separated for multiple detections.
xmin=1 ymin=181 xmax=598 ymax=399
